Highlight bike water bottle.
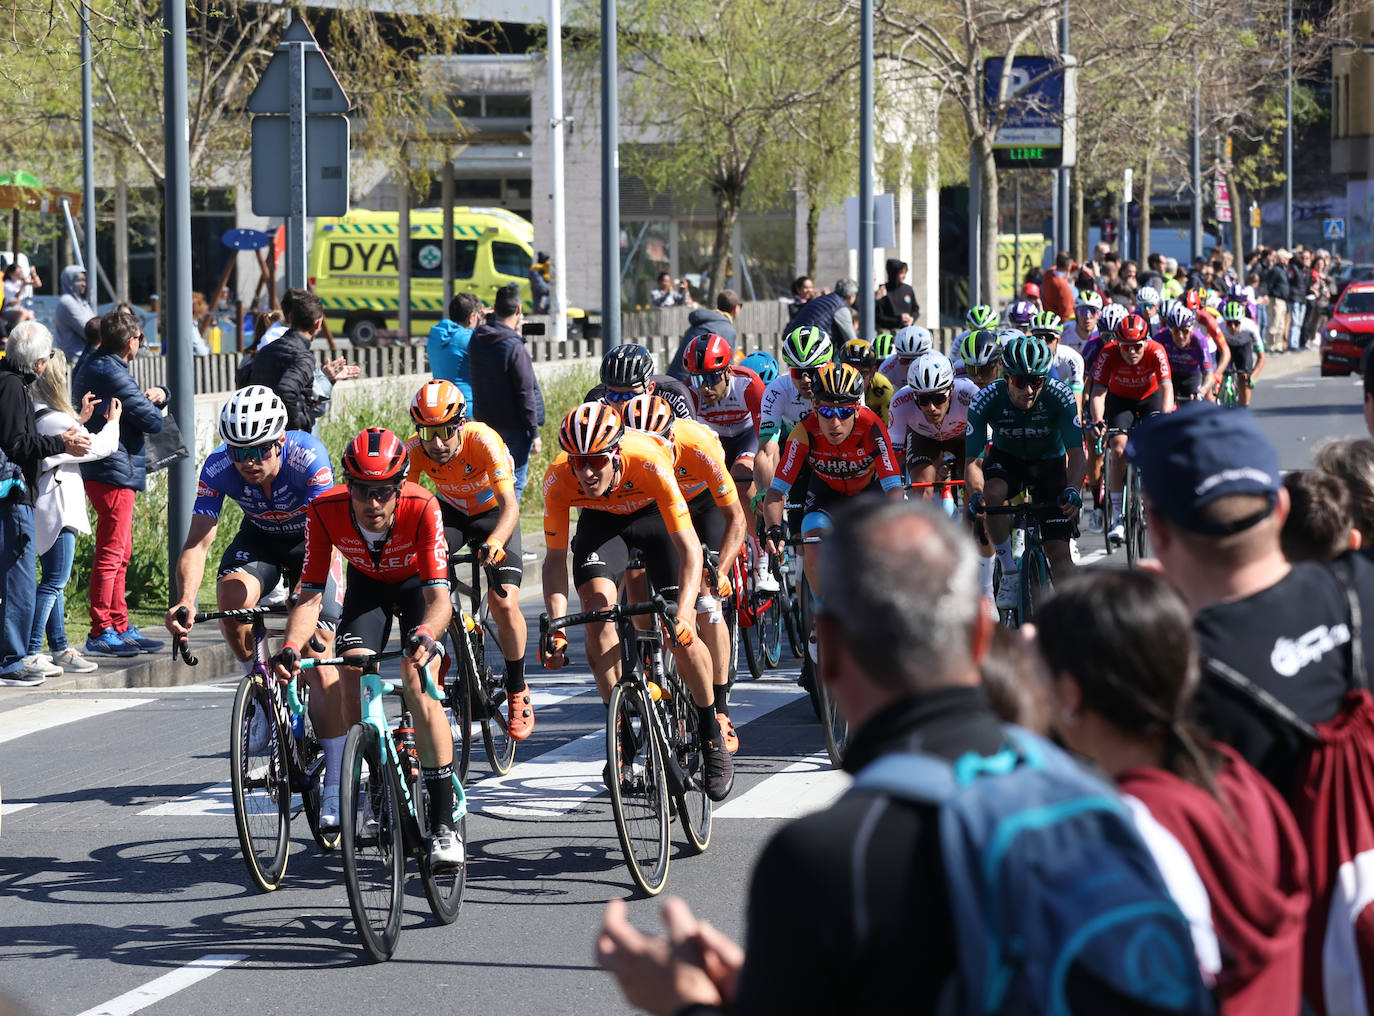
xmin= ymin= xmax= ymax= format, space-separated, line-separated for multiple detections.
xmin=291 ymin=711 xmax=305 ymax=741
xmin=396 ymin=721 xmax=419 ymax=782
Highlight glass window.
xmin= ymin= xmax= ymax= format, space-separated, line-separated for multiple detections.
xmin=1337 ymin=289 xmax=1374 ymax=315
xmin=484 ymin=94 xmax=532 ymax=119
xmin=491 ymin=241 xmax=531 ymax=279
xmin=454 ymin=178 xmax=501 ymax=201
xmin=410 ymin=238 xmax=476 ymax=279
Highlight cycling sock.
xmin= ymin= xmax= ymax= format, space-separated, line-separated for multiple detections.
xmin=977 ymin=556 xmax=996 ymax=598
xmin=321 ymin=735 xmax=346 ymax=789
xmin=423 ymin=764 xmax=455 ymax=830
xmin=714 ymin=695 xmax=730 ymax=718
xmin=994 ymin=539 xmax=1017 ymax=574
xmin=1110 ymin=492 xmax=1123 ymax=518
xmin=503 ymin=656 xmax=526 ymax=692
xmin=699 ymin=705 xmax=723 ymax=747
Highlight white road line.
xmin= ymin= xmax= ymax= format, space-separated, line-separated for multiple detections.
xmin=713 ymin=751 xmax=851 ymax=819
xmin=73 ymin=953 xmax=247 ymax=1016
xmin=61 ymin=684 xmax=235 ymax=695
xmin=468 ymin=681 xmax=808 ymax=819
xmin=1 ymin=801 xmax=36 ymax=817
xmin=0 ymin=698 xmax=151 ymax=746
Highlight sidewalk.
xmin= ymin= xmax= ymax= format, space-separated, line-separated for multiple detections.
xmin=1262 ymin=345 xmax=1319 ymax=381
xmin=26 ymin=625 xmax=242 ymax=693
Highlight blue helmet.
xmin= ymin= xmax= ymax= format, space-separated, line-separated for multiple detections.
xmin=739 ymin=349 xmax=779 ymax=384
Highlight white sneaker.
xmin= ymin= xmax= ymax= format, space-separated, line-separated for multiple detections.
xmin=1010 ymin=528 xmax=1025 ymax=560
xmin=318 ymin=785 xmax=340 ymax=830
xmin=807 ymin=627 xmax=819 ymax=663
xmin=1069 ymin=538 xmax=1081 ymax=564
xmin=20 ymin=654 xmax=61 ymax=676
xmin=51 ymin=648 xmax=98 ymax=673
xmin=259 ymin=583 xmax=289 ymax=608
xmin=996 ymin=571 xmax=1021 ymax=610
xmin=1108 ymin=516 xmax=1125 ymax=546
xmin=754 ymin=568 xmax=779 ymax=594
xmin=428 ymin=824 xmax=465 ymax=871
xmin=247 ymin=708 xmax=271 ymax=753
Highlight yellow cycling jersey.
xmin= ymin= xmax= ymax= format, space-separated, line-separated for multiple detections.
xmin=866 ymin=373 xmax=895 ymax=425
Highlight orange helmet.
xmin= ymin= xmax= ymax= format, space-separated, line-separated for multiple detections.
xmin=622 ymin=394 xmax=675 ymax=439
xmin=558 ymin=402 xmax=625 ymax=456
xmin=342 ymin=428 xmax=409 ymax=482
xmin=410 ymin=379 xmax=465 ymax=426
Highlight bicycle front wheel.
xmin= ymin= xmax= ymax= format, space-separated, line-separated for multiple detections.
xmin=1129 ymin=467 xmax=1148 ymax=563
xmin=665 ymin=666 xmax=711 ymax=855
xmin=229 ymin=676 xmax=291 ymax=892
xmin=339 ymin=724 xmax=404 ymax=962
xmin=780 ymin=559 xmax=805 ymax=659
xmin=444 ymin=620 xmax=475 ymax=783
xmin=1019 ymin=547 xmax=1052 ymax=626
xmin=756 ymin=575 xmax=783 ymax=669
xmin=606 ymin=681 xmax=671 ymax=896
xmin=1124 ymin=468 xmax=1143 ymax=569
xmin=419 ymin=777 xmax=467 ymax=925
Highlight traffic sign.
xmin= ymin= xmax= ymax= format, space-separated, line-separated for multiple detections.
xmin=250 ymin=115 xmax=350 ymax=216
xmin=983 ymin=56 xmax=1076 ymax=168
xmin=992 ymin=146 xmax=1062 ymax=169
xmin=247 ymin=20 xmax=349 ymax=115
xmin=1324 ymin=218 xmax=1346 ymax=241
xmin=1250 ymin=205 xmax=1261 ymax=229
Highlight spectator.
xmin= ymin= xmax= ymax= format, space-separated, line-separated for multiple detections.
xmin=1304 ymin=250 xmax=1334 ymax=350
xmin=0 ymin=322 xmax=91 ymax=686
xmin=668 ymin=289 xmax=740 ymax=384
xmin=71 ymin=309 xmax=171 ymax=658
xmin=469 ymin=282 xmax=543 ymax=500
xmin=244 ymin=288 xmax=357 ymax=433
xmin=783 ymin=280 xmax=857 ymax=346
xmin=427 ymin=291 xmax=481 ymax=404
xmin=530 ymin=251 xmax=551 ymax=314
xmin=789 ymin=275 xmax=816 ymax=311
xmin=1314 ymin=438 xmax=1374 ymax=550
xmin=1042 ymin=250 xmax=1077 ymax=321
xmin=1 ymin=261 xmax=34 ymax=329
xmin=53 ymin=266 xmax=94 ymax=368
xmin=1281 ymin=470 xmax=1356 ymax=562
xmin=1288 ymin=249 xmax=1318 ymax=353
xmin=1265 ymin=249 xmax=1290 ymax=353
xmin=1039 ymin=570 xmax=1310 ymax=1015
xmin=874 ymin=258 xmax=918 ymax=331
xmin=1109 ymin=259 xmax=1140 ymax=306
xmin=649 ymin=271 xmax=692 ymax=309
xmin=1247 ymin=268 xmax=1269 ymax=338
xmin=1366 ymin=361 xmax=1374 ymax=438
xmin=29 ymin=349 xmax=119 ymax=675
xmin=234 ymin=309 xmax=285 ymax=389
xmin=979 ymin=624 xmax=1050 ymax=730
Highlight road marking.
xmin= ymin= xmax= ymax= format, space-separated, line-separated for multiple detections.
xmin=468 ymin=681 xmax=807 ymax=819
xmin=63 ymin=684 xmax=235 ymax=695
xmin=1273 ymin=382 xmax=1316 ymax=390
xmin=0 ymin=698 xmax=151 ymax=746
xmin=713 ymin=751 xmax=850 ymax=819
xmin=73 ymin=953 xmax=248 ymax=1016
xmin=1 ymin=801 xmax=35 ymax=817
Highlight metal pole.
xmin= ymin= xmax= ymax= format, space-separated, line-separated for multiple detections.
xmin=81 ymin=3 xmax=98 ymax=309
xmin=549 ymin=0 xmax=568 ymax=342
xmin=442 ymin=158 xmax=454 ymax=310
xmin=1284 ymin=0 xmax=1294 ymax=249
xmin=1013 ymin=175 xmax=1021 ymax=286
xmin=285 ymin=37 xmax=307 ymax=289
xmin=398 ymin=154 xmax=410 ymax=340
xmin=1058 ymin=0 xmax=1070 ymax=255
xmin=600 ymin=0 xmax=620 ymax=352
xmin=1191 ymin=0 xmax=1203 ymax=259
xmin=858 ymin=0 xmax=875 ymax=340
xmin=968 ymin=148 xmax=981 ymax=308
xmin=163 ymin=0 xmax=195 ymax=601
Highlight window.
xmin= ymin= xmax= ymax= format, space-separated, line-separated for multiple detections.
xmin=454 ymin=178 xmax=501 ymax=201
xmin=1336 ymin=289 xmax=1374 ymax=315
xmin=484 ymin=94 xmax=531 ymax=119
xmin=491 ymin=241 xmax=531 ymax=279
xmin=410 ymin=238 xmax=477 ymax=279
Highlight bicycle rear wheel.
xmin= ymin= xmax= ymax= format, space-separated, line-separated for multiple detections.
xmin=1124 ymin=468 xmax=1142 ymax=569
xmin=229 ymin=676 xmax=291 ymax=892
xmin=1019 ymin=547 xmax=1052 ymax=626
xmin=779 ymin=558 xmax=804 ymax=659
xmin=755 ymin=566 xmax=783 ymax=669
xmin=444 ymin=620 xmax=475 ymax=783
xmin=606 ymin=681 xmax=671 ymax=895
xmin=339 ymin=724 xmax=405 ymax=962
xmin=1129 ymin=467 xmax=1148 ymax=563
xmin=419 ymin=776 xmax=467 ymax=925
xmin=475 ymin=617 xmax=518 ymax=776
xmin=303 ymin=753 xmax=339 ymax=853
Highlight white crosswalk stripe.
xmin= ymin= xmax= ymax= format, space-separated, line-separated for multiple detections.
xmin=713 ymin=750 xmax=850 ymax=819
xmin=0 ymin=697 xmax=152 ymax=746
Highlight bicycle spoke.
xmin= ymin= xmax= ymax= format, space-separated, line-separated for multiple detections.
xmin=607 ymin=682 xmax=671 ymax=895
xmin=230 ymin=676 xmax=291 ymax=892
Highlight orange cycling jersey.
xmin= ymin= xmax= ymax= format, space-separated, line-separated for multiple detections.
xmin=666 ymin=418 xmax=738 ymax=508
xmin=542 ymin=430 xmax=692 ymax=550
xmin=405 ymin=421 xmax=514 ymax=516
xmin=301 ymin=482 xmax=449 ymax=588
xmin=772 ymin=406 xmax=904 ymax=497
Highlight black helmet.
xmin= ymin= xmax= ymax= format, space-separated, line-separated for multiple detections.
xmin=600 ymin=343 xmax=654 ymax=388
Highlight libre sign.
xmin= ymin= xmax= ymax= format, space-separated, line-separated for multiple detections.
xmin=984 ymin=56 xmax=1076 ymax=169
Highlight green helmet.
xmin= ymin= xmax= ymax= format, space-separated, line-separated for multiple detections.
xmin=1028 ymin=310 xmax=1063 ymax=337
xmin=1000 ymin=333 xmax=1054 ymax=377
xmin=781 ymin=325 xmax=833 ymax=369
xmin=870 ymin=332 xmax=895 ymax=359
xmin=966 ymin=304 xmax=999 ymax=330
xmin=1220 ymin=299 xmax=1246 ymax=324
xmin=959 ymin=328 xmax=1001 ymax=368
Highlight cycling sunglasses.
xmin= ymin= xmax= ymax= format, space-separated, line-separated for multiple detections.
xmin=601 ymin=387 xmax=641 ymax=403
xmin=1118 ymin=340 xmax=1147 ymax=352
xmin=690 ymin=369 xmax=728 ymax=389
xmin=229 ymin=441 xmax=280 ymax=463
xmin=814 ymin=404 xmax=857 ymax=420
xmin=789 ymin=367 xmax=820 ymax=384
xmin=1009 ymin=374 xmax=1046 ymax=392
xmin=348 ymin=482 xmax=401 ymax=503
xmin=416 ymin=421 xmax=463 ymax=441
xmin=570 ymin=453 xmax=613 ymax=471
xmin=915 ymin=389 xmax=951 ymax=407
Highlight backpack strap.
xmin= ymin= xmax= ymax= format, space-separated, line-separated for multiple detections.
xmin=1202 ymin=656 xmax=1320 ymax=741
xmin=850 ymin=752 xmax=959 ymax=803
xmin=1329 ymin=554 xmax=1366 ymax=690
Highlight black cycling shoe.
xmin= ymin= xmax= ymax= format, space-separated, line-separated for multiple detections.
xmin=703 ymin=741 xmax=734 ymax=801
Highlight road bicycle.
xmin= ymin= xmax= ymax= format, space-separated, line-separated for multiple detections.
xmin=1121 ymin=462 xmax=1148 ymax=567
xmin=758 ymin=517 xmax=804 ymax=663
xmin=172 ymin=605 xmax=335 ymax=892
xmin=539 ymin=595 xmax=711 ymax=896
xmin=784 ymin=534 xmax=844 ymax=767
xmin=445 ymin=547 xmax=516 ymax=781
xmin=982 ymin=502 xmax=1065 ymax=628
xmin=293 ymin=647 xmax=467 ymax=961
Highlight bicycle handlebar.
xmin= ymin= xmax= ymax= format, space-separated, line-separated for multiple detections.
xmin=977 ymin=502 xmax=1066 ymax=519
xmin=288 ymin=647 xmax=444 ymax=714
xmin=539 ymin=596 xmax=675 ymax=646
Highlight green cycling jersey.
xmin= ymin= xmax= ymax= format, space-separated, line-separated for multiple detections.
xmin=965 ymin=378 xmax=1083 ymax=462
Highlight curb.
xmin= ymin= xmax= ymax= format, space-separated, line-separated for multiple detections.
xmin=1261 ymin=347 xmax=1319 ymax=382
xmin=36 ymin=637 xmax=242 ymax=693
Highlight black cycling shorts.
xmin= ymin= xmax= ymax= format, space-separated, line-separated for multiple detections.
xmin=907 ymin=433 xmax=967 ymax=475
xmin=217 ymin=523 xmax=342 ymax=628
xmin=687 ymin=489 xmax=725 ymax=553
xmin=718 ymin=429 xmax=759 ymax=472
xmin=783 ymin=460 xmax=812 ymax=537
xmin=801 ymin=473 xmax=879 ymax=530
xmin=338 ymin=570 xmax=430 ymax=654
xmin=571 ymin=504 xmax=682 ymax=599
xmin=979 ymin=448 xmax=1074 ymax=544
xmin=1104 ymin=389 xmax=1165 ymax=436
xmin=1171 ymin=373 xmax=1202 ymax=401
xmin=1229 ymin=343 xmax=1257 ymax=374
xmin=440 ymin=501 xmax=523 ymax=589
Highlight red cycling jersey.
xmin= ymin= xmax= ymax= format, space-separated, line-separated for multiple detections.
xmin=301 ymin=481 xmax=449 ymax=589
xmin=1092 ymin=338 xmax=1172 ymax=400
xmin=689 ymin=365 xmax=764 ymax=439
xmin=772 ymin=406 xmax=903 ymax=496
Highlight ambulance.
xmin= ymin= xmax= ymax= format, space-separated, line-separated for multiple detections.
xmin=309 ymin=206 xmax=535 ymax=346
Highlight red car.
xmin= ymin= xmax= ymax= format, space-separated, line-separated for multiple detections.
xmin=1321 ymin=280 xmax=1374 ymax=376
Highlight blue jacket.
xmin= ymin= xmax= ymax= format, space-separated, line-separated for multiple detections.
xmin=72 ymin=348 xmax=167 ymax=490
xmin=469 ymin=317 xmax=540 ymax=435
xmin=426 ymin=318 xmax=474 ymax=404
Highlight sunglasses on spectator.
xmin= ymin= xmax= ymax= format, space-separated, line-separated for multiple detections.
xmin=570 ymin=453 xmax=613 ymax=471
xmin=814 ymin=404 xmax=857 ymax=420
xmin=416 ymin=422 xmax=462 ymax=441
xmin=601 ymin=388 xmax=641 ymax=403
xmin=1009 ymin=374 xmax=1045 ymax=391
xmin=229 ymin=441 xmax=280 ymax=463
xmin=916 ymin=390 xmax=951 ymax=407
xmin=690 ymin=370 xmax=728 ymax=389
xmin=348 ymin=482 xmax=401 ymax=503
xmin=789 ymin=368 xmax=819 ymax=384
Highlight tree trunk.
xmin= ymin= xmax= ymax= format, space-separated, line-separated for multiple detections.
xmin=806 ymin=190 xmax=821 ymax=280
xmin=1230 ymin=176 xmax=1245 ymax=259
xmin=979 ymin=146 xmax=999 ymax=306
xmin=1139 ymin=154 xmax=1153 ymax=267
xmin=1072 ymin=167 xmax=1085 ymax=262
xmin=709 ymin=189 xmax=741 ymax=303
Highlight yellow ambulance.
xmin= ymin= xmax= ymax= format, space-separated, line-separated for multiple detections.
xmin=309 ymin=206 xmax=534 ymax=346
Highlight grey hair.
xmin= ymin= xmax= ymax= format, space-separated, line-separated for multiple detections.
xmin=5 ymin=321 xmax=54 ymax=373
xmin=834 ymin=278 xmax=859 ymax=300
xmin=818 ymin=497 xmax=981 ymax=691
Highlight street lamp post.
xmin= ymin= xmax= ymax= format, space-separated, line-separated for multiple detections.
xmin=1284 ymin=0 xmax=1294 ymax=249
xmin=858 ymin=0 xmax=874 ymax=340
xmin=600 ymin=0 xmax=620 ymax=352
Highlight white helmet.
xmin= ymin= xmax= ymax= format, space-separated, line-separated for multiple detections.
xmin=1136 ymin=285 xmax=1162 ymax=309
xmin=907 ymin=351 xmax=955 ymax=394
xmin=1098 ymin=304 xmax=1128 ymax=333
xmin=219 ymin=385 xmax=288 ymax=447
xmin=894 ymin=324 xmax=933 ymax=359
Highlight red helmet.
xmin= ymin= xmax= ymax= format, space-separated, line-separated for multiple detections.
xmin=1117 ymin=312 xmax=1150 ymax=344
xmin=1184 ymin=288 xmax=1203 ymax=311
xmin=682 ymin=333 xmax=733 ymax=375
xmin=1022 ymin=282 xmax=1041 ymax=298
xmin=342 ymin=427 xmax=409 ymax=482
xmin=623 ymin=394 xmax=675 ymax=439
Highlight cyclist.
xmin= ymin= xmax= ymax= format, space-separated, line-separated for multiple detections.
xmin=1185 ymin=287 xmax=1227 ymax=349
xmin=840 ymin=338 xmax=894 ymax=424
xmin=1082 ymin=302 xmax=1127 ymax=381
xmin=539 ymin=402 xmax=734 ymax=800
xmin=876 ymin=323 xmax=933 ymax=391
xmin=624 ymin=394 xmax=747 ymax=753
xmin=1160 ymin=304 xmax=1223 ymax=404
xmin=1028 ymin=310 xmax=1085 ymax=417
xmin=966 ymin=303 xmax=999 ymax=332
xmin=682 ymin=332 xmax=764 ymax=500
xmin=166 ymin=385 xmax=346 ymax=821
xmin=1216 ymin=298 xmax=1266 ymax=407
xmin=586 ymin=342 xmax=693 ymax=419
xmin=889 ymin=350 xmax=976 ymax=486
xmin=274 ymin=428 xmax=462 ymax=870
xmin=953 ymin=328 xmax=1002 ymax=388
xmin=739 ymin=349 xmax=779 ymax=385
xmin=1087 ymin=312 xmax=1174 ymax=545
xmin=966 ymin=334 xmax=1086 ymax=609
xmin=1062 ymin=289 xmax=1102 ymax=352
xmin=869 ymin=332 xmax=895 ymax=361
xmin=761 ymin=363 xmax=904 ymax=655
xmin=1005 ymin=299 xmax=1037 ymax=330
xmin=1135 ymin=285 xmax=1163 ymax=330
xmin=404 ymin=380 xmax=533 ymax=741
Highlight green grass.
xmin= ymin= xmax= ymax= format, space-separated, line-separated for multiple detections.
xmin=522 ymin=364 xmax=599 ymax=532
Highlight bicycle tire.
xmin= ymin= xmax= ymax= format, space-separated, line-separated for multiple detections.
xmin=473 ymin=610 xmax=518 ymax=776
xmin=1124 ymin=468 xmax=1141 ymax=569
xmin=229 ymin=676 xmax=291 ymax=892
xmin=339 ymin=724 xmax=405 ymax=962
xmin=480 ymin=673 xmax=518 ymax=776
xmin=1130 ymin=467 xmax=1149 ymax=563
xmin=659 ymin=658 xmax=711 ymax=854
xmin=444 ymin=620 xmax=475 ymax=783
xmin=606 ymin=681 xmax=671 ymax=895
xmin=757 ymin=582 xmax=783 ymax=669
xmin=780 ymin=558 xmax=804 ymax=659
xmin=303 ymin=760 xmax=340 ymax=853
xmin=1019 ymin=547 xmax=1052 ymax=626
xmin=418 ymin=777 xmax=467 ymax=925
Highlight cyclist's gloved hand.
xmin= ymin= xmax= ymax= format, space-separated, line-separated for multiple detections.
xmin=272 ymin=643 xmax=301 ymax=682
xmin=540 ymin=631 xmax=569 ymax=669
xmin=671 ymin=617 xmax=696 ymax=648
xmin=404 ymin=625 xmax=438 ymax=666
xmin=716 ymin=571 xmax=732 ymax=599
xmin=966 ymin=493 xmax=986 ymax=522
xmin=764 ymin=524 xmax=785 ymax=554
xmin=478 ymin=539 xmax=507 ymax=566
xmin=1059 ymin=487 xmax=1083 ymax=515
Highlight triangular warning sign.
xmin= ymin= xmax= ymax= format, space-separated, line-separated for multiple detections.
xmin=248 ymin=20 xmax=350 ymax=116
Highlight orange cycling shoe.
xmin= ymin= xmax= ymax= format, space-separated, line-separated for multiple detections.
xmin=717 ymin=713 xmax=739 ymax=754
xmin=507 ymin=686 xmax=535 ymax=741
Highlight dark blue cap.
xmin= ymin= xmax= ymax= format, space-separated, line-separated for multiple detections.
xmin=1125 ymin=402 xmax=1280 ymax=535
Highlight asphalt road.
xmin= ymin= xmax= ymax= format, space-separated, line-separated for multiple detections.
xmin=1 ymin=353 xmax=1365 ymax=1016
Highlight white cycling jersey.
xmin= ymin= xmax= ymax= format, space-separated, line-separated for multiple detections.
xmin=759 ymin=374 xmax=812 ymax=444
xmin=888 ymin=376 xmax=979 ymax=447
xmin=878 ymin=353 xmax=915 ymax=392
xmin=1050 ymin=345 xmax=1085 ymax=394
xmin=1221 ymin=318 xmax=1262 ymax=348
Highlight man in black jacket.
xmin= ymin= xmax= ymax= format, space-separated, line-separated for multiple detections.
xmin=875 ymin=258 xmax=918 ymax=331
xmin=667 ymin=290 xmax=740 ymax=383
xmin=470 ymin=282 xmax=542 ymax=500
xmin=1266 ymin=249 xmax=1291 ymax=353
xmin=246 ymin=288 xmax=322 ymax=432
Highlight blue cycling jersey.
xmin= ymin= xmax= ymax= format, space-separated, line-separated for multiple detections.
xmin=193 ymin=430 xmax=335 ymax=537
